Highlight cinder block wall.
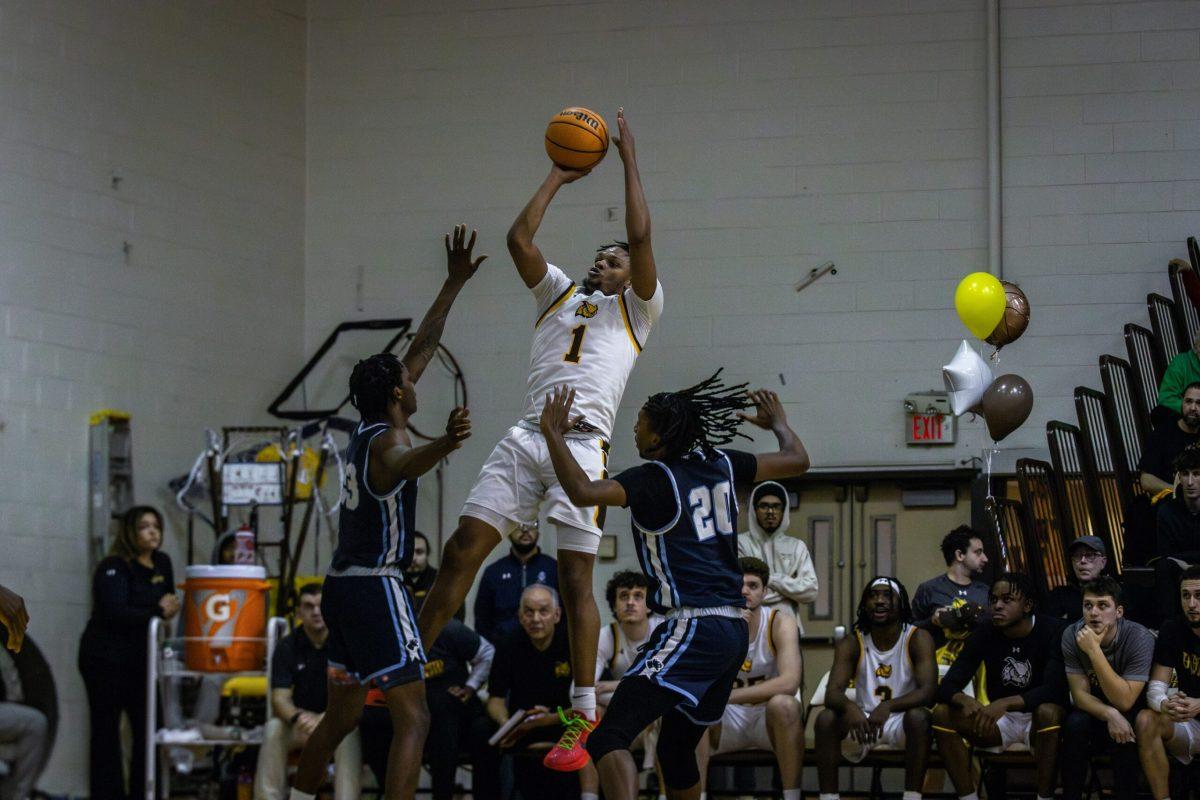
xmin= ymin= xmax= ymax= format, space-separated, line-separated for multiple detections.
xmin=305 ymin=0 xmax=1200 ymax=605
xmin=0 ymin=2 xmax=305 ymax=790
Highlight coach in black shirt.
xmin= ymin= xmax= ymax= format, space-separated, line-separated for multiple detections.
xmin=487 ymin=584 xmax=577 ymax=799
xmin=256 ymin=584 xmax=360 ymax=799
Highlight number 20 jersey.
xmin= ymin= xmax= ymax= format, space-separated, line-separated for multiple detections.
xmin=330 ymin=421 xmax=418 ymax=576
xmin=621 ymin=449 xmax=747 ymax=614
xmin=518 ymin=263 xmax=663 ymax=441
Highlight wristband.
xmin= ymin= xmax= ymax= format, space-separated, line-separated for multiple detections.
xmin=290 ymin=711 xmax=302 ymax=726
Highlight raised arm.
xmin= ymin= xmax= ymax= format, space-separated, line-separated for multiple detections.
xmin=613 ymin=108 xmax=656 ymax=300
xmin=368 ymin=408 xmax=472 ymax=488
xmin=403 ymin=225 xmax=487 ymax=384
xmin=539 ymin=385 xmax=628 ymax=507
xmin=507 ymin=165 xmax=590 ymax=288
xmin=738 ymin=390 xmax=811 ymax=482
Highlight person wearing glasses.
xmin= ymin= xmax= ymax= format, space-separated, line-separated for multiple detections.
xmin=737 ymin=482 xmax=817 ymax=632
xmin=1044 ymin=537 xmax=1110 ymax=624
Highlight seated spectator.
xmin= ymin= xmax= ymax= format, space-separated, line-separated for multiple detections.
xmin=580 ymin=572 xmax=664 ymax=798
xmin=1152 ymin=447 xmax=1200 ymax=624
xmin=1155 ymin=340 xmax=1200 ymax=429
xmin=1060 ymin=577 xmax=1154 ymax=800
xmin=1044 ymin=536 xmax=1109 ymax=623
xmin=256 ymin=584 xmax=360 ymax=800
xmin=404 ymin=532 xmax=463 ymax=621
xmin=737 ymin=482 xmax=818 ymax=629
xmin=814 ymin=578 xmax=936 ymax=800
xmin=486 ymin=584 xmax=578 ymax=800
xmin=0 ymin=633 xmax=48 ymax=800
xmin=911 ymin=526 xmax=989 ymax=661
xmin=696 ymin=557 xmax=803 ymax=800
xmin=359 ymin=614 xmax=499 ymax=800
xmin=1136 ymin=565 xmax=1200 ymax=799
xmin=474 ymin=522 xmax=558 ymax=645
xmin=1141 ymin=383 xmax=1200 ymax=497
xmin=933 ymin=573 xmax=1067 ymax=800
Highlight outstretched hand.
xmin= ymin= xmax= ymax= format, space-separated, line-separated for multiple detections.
xmin=613 ymin=107 xmax=635 ymax=162
xmin=738 ymin=389 xmax=788 ymax=431
xmin=540 ymin=385 xmax=585 ymax=437
xmin=550 ymin=163 xmax=592 ymax=184
xmin=444 ymin=407 xmax=472 ymax=449
xmin=445 ymin=224 xmax=488 ymax=284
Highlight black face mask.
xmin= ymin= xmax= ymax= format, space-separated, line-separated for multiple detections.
xmin=512 ymin=540 xmax=537 ymax=556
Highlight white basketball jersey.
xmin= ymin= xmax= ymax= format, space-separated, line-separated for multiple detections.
xmin=597 ymin=615 xmax=665 ymax=681
xmin=734 ymin=608 xmax=780 ymax=692
xmin=519 ymin=264 xmax=662 ymax=440
xmin=854 ymin=624 xmax=918 ymax=714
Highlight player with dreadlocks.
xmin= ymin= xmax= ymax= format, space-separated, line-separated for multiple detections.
xmin=289 ymin=225 xmax=484 ymax=800
xmin=815 ymin=577 xmax=936 ymax=800
xmin=537 ymin=373 xmax=810 ymax=800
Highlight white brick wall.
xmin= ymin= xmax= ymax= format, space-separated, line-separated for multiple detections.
xmin=4 ymin=1 xmax=1200 ymax=792
xmin=304 ymin=0 xmax=1200 ymax=594
xmin=1001 ymin=0 xmax=1200 ymax=451
xmin=0 ymin=1 xmax=305 ymax=792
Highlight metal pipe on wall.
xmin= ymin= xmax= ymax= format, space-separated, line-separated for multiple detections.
xmin=987 ymin=0 xmax=1002 ymax=278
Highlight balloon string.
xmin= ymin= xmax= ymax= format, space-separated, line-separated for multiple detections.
xmin=984 ymin=447 xmax=997 ymax=501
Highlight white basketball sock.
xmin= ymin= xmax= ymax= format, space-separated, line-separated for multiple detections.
xmin=819 ymin=794 xmax=841 ymax=800
xmin=960 ymin=794 xmax=980 ymax=800
xmin=783 ymin=790 xmax=802 ymax=800
xmin=903 ymin=793 xmax=922 ymax=800
xmin=571 ymin=685 xmax=597 ymax=720
xmin=288 ymin=791 xmax=316 ymax=800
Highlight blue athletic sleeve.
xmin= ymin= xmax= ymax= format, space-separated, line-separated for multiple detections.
xmin=721 ymin=449 xmax=759 ymax=486
xmin=614 ymin=464 xmax=676 ymax=531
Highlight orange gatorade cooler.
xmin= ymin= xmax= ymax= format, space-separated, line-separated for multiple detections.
xmin=182 ymin=565 xmax=270 ymax=671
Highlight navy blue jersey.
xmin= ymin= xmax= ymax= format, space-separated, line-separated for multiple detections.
xmin=331 ymin=421 xmax=418 ymax=575
xmin=613 ymin=448 xmax=758 ymax=614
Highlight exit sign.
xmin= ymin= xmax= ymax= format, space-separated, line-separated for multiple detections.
xmin=907 ymin=413 xmax=956 ymax=445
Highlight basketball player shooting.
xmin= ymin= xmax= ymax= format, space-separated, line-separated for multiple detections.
xmin=417 ymin=108 xmax=662 ymax=771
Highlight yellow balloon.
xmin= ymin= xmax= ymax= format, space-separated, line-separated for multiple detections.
xmin=954 ymin=272 xmax=1006 ymax=340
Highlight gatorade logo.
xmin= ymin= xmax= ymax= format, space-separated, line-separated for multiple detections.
xmin=205 ymin=593 xmax=233 ymax=623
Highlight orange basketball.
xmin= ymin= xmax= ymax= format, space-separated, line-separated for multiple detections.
xmin=544 ymin=107 xmax=608 ymax=170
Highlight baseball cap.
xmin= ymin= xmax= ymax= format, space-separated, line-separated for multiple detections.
xmin=1067 ymin=535 xmax=1106 ymax=557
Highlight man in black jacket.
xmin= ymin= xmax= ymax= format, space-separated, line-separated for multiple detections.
xmin=932 ymin=573 xmax=1067 ymax=800
xmin=1153 ymin=447 xmax=1200 ymax=621
xmin=1043 ymin=537 xmax=1110 ymax=623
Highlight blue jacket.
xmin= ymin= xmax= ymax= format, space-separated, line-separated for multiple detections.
xmin=473 ymin=550 xmax=558 ymax=645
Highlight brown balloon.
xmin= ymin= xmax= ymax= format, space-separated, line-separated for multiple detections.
xmin=986 ymin=281 xmax=1030 ymax=350
xmin=981 ymin=374 xmax=1033 ymax=441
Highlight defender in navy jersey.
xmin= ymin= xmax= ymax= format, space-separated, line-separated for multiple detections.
xmin=290 ymin=225 xmax=484 ymax=800
xmin=538 ymin=375 xmax=810 ymax=800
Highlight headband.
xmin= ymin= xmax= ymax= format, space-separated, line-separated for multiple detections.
xmin=870 ymin=577 xmax=902 ymax=596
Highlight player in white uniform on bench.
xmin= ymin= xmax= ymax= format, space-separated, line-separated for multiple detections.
xmin=815 ymin=577 xmax=936 ymax=800
xmin=697 ymin=556 xmax=804 ymax=800
xmin=580 ymin=571 xmax=665 ymax=800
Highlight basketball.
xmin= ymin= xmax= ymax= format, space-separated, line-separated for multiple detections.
xmin=544 ymin=106 xmax=608 ymax=170
xmin=985 ymin=280 xmax=1031 ymax=349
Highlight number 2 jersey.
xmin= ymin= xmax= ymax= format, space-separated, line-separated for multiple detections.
xmin=330 ymin=421 xmax=418 ymax=576
xmin=612 ymin=448 xmax=758 ymax=614
xmin=854 ymin=624 xmax=918 ymax=714
xmin=518 ymin=263 xmax=663 ymax=441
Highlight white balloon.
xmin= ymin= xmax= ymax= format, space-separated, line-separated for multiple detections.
xmin=942 ymin=340 xmax=993 ymax=416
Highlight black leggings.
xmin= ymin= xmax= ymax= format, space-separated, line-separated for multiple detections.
xmin=80 ymin=655 xmax=148 ymax=800
xmin=587 ymin=676 xmax=709 ymax=790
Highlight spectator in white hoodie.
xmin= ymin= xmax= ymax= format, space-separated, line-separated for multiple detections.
xmin=738 ymin=481 xmax=818 ymax=633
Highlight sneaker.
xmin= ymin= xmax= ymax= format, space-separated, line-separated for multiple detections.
xmin=542 ymin=707 xmax=596 ymax=772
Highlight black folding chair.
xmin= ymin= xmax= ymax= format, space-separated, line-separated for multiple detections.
xmin=1076 ymin=387 xmax=1132 ymax=567
xmin=1170 ymin=258 xmax=1199 ymax=347
xmin=1016 ymin=458 xmax=1071 ymax=591
xmin=1099 ymin=354 xmax=1149 ymax=467
xmin=1149 ymin=292 xmax=1186 ymax=367
xmin=1125 ymin=322 xmax=1164 ymax=419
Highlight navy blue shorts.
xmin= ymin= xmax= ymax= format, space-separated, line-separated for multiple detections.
xmin=625 ymin=615 xmax=748 ymax=724
xmin=320 ymin=574 xmax=425 ymax=689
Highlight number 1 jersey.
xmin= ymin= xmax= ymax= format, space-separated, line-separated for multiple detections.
xmin=519 ymin=263 xmax=663 ymax=440
xmin=612 ymin=448 xmax=758 ymax=614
